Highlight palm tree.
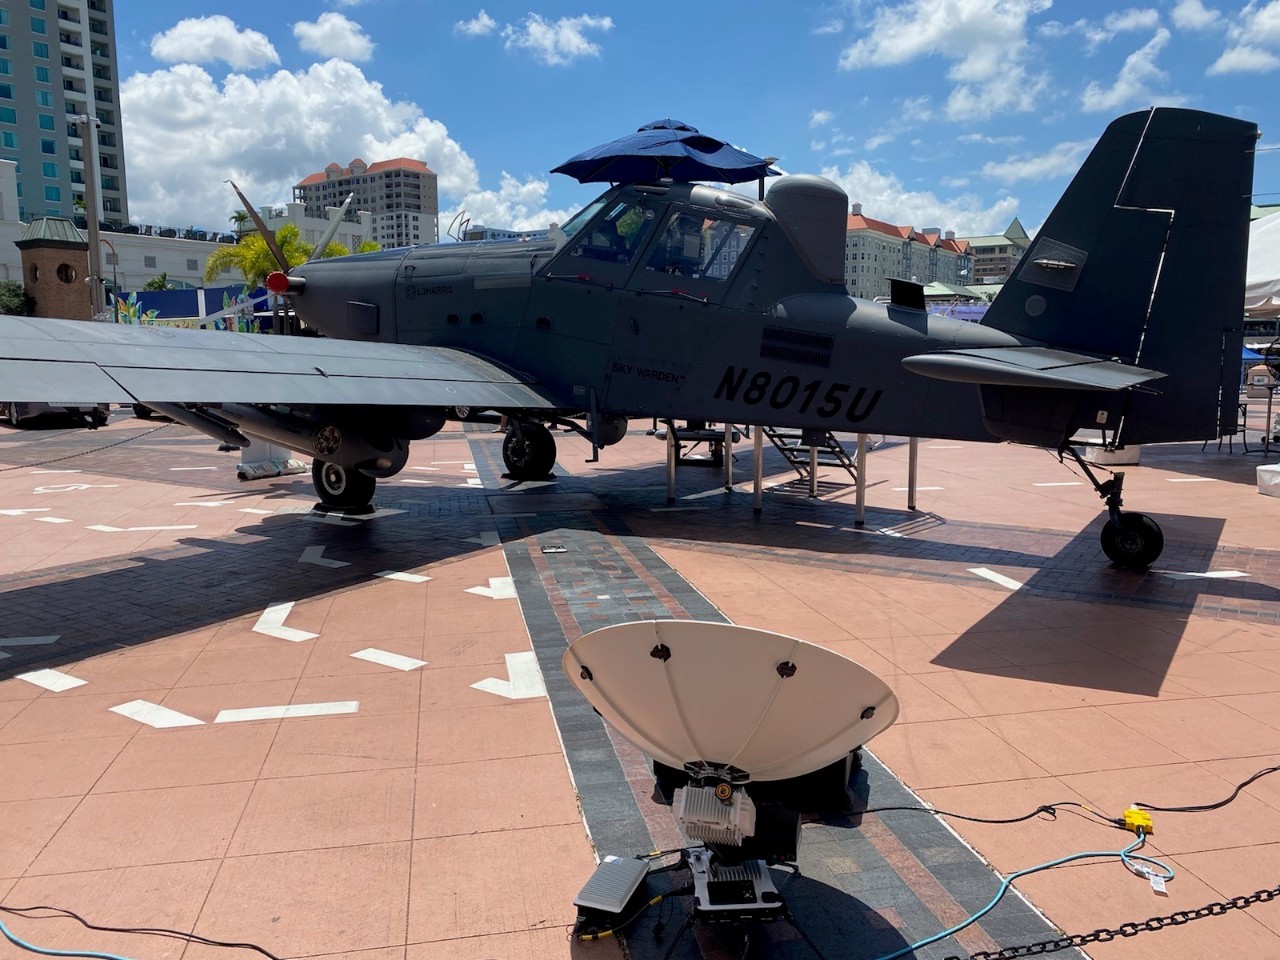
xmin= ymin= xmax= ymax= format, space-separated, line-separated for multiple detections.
xmin=203 ymin=223 xmax=312 ymax=287
xmin=229 ymin=210 xmax=250 ymax=236
xmin=143 ymin=272 xmax=172 ymax=291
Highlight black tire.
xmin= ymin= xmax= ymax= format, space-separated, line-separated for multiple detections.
xmin=92 ymin=408 xmax=109 ymax=427
xmin=1100 ymin=512 xmax=1164 ymax=568
xmin=132 ymin=404 xmax=153 ymax=419
xmin=311 ymin=459 xmax=377 ymax=509
xmin=4 ymin=403 xmax=16 ymax=426
xmin=502 ymin=422 xmax=556 ymax=480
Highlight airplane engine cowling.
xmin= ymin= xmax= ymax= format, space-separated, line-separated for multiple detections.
xmin=220 ymin=403 xmax=410 ymax=477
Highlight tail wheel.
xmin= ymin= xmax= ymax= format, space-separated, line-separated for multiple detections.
xmin=1101 ymin=512 xmax=1164 ymax=568
xmin=6 ymin=403 xmax=19 ymax=426
xmin=502 ymin=422 xmax=556 ymax=480
xmin=311 ymin=459 xmax=376 ymax=509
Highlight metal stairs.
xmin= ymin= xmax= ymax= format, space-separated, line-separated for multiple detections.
xmin=761 ymin=426 xmax=858 ymax=484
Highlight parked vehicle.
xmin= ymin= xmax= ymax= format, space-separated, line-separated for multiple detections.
xmin=3 ymin=401 xmax=111 ymax=427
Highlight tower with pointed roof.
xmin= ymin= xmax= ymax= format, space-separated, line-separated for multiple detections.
xmin=14 ymin=217 xmax=91 ymax=319
xmin=957 ymin=217 xmax=1031 ymax=284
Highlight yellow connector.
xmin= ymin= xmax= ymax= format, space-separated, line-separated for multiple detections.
xmin=1123 ymin=806 xmax=1154 ymax=835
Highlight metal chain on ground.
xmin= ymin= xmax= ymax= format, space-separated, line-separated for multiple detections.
xmin=0 ymin=422 xmax=171 ymax=473
xmin=943 ymin=885 xmax=1279 ymax=960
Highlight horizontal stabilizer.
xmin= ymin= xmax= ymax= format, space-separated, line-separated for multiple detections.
xmin=902 ymin=347 xmax=1165 ymax=392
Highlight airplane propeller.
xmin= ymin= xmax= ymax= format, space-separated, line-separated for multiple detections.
xmin=226 ymin=180 xmax=288 ymax=273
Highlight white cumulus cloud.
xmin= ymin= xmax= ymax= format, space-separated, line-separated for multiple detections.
xmin=292 ymin=13 xmax=374 ymax=62
xmin=501 ymin=13 xmax=614 ymax=66
xmin=1172 ymin=0 xmax=1222 ymax=30
xmin=455 ymin=10 xmax=498 ymax=37
xmin=150 ymin=15 xmax=279 ymax=71
xmin=810 ymin=109 xmax=834 ymax=127
xmin=440 ymin=173 xmax=580 ymax=235
xmin=1208 ymin=43 xmax=1280 ymax=73
xmin=981 ymin=139 xmax=1096 ymax=182
xmin=1081 ymin=28 xmax=1184 ymax=111
xmin=837 ymin=0 xmax=1054 ymax=121
xmin=813 ymin=19 xmax=844 ymax=34
xmin=817 ymin=160 xmax=1021 ymax=236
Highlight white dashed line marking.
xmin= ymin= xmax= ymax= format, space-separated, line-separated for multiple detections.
xmin=215 ymin=702 xmax=358 ymax=723
xmin=110 ymin=700 xmax=204 ymax=728
xmin=17 ymin=668 xmax=87 ymax=692
xmin=969 ymin=567 xmax=1024 ymax=590
xmin=350 ymin=648 xmax=427 ymax=671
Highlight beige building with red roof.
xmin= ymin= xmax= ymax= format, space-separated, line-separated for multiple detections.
xmin=844 ymin=202 xmax=972 ymax=300
xmin=294 ymin=157 xmax=439 ymax=248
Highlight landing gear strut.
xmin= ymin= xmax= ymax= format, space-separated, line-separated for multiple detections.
xmin=502 ymin=421 xmax=557 ymax=481
xmin=1061 ymin=445 xmax=1164 ymax=568
xmin=312 ymin=459 xmax=376 ymax=510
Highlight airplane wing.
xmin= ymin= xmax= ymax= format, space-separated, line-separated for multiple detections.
xmin=0 ymin=315 xmax=556 ymax=410
xmin=901 ymin=346 xmax=1166 ymax=392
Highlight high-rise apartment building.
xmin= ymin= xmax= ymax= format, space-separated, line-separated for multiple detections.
xmin=844 ymin=202 xmax=972 ymax=300
xmin=0 ymin=0 xmax=129 ymax=227
xmin=294 ymin=157 xmax=438 ymax=248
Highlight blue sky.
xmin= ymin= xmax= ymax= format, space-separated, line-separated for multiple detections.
xmin=113 ymin=1 xmax=1280 ymax=240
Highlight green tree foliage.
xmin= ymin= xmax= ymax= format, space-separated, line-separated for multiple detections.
xmin=203 ymin=224 xmax=381 ymax=287
xmin=142 ymin=272 xmax=172 ymax=291
xmin=0 ymin=280 xmax=34 ymax=316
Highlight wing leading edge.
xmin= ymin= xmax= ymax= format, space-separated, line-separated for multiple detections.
xmin=0 ymin=315 xmax=556 ymax=410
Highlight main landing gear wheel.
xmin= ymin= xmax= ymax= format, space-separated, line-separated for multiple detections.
xmin=1100 ymin=512 xmax=1164 ymax=569
xmin=502 ymin=422 xmax=556 ymax=481
xmin=312 ymin=459 xmax=376 ymax=510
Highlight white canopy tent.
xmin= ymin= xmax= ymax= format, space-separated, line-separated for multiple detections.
xmin=1247 ymin=213 xmax=1280 ymax=320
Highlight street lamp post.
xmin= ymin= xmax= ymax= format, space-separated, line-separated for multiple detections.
xmin=73 ymin=114 xmax=104 ymax=320
xmin=99 ymin=236 xmax=119 ymax=324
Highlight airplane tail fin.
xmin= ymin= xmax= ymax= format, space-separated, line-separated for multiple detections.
xmin=977 ymin=108 xmax=1256 ymax=446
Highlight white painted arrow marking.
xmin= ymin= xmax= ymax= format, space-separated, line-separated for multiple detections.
xmin=351 ymin=648 xmax=427 ymax=671
xmin=0 ymin=508 xmax=51 ymax=516
xmin=17 ymin=668 xmax=86 ymax=692
xmin=252 ymin=601 xmax=318 ymax=642
xmin=0 ymin=635 xmax=60 ymax=660
xmin=88 ymin=524 xmax=198 ymax=532
xmin=175 ymin=501 xmax=233 ymax=508
xmin=239 ymin=507 xmax=272 ymax=515
xmin=471 ymin=652 xmax=546 ymax=700
xmin=1033 ymin=481 xmax=1084 ymax=487
xmin=465 ymin=576 xmax=517 ymax=599
xmin=215 ymin=701 xmax=358 ymax=723
xmin=31 ymin=469 xmax=80 ymax=474
xmin=110 ymin=700 xmax=204 ymax=728
xmin=170 ymin=466 xmax=218 ymax=472
xmin=375 ymin=570 xmax=430 ymax=583
xmin=1162 ymin=570 xmax=1249 ymax=581
xmin=1166 ymin=477 xmax=1216 ymax=483
xmin=34 ymin=483 xmax=119 ymax=494
xmin=969 ymin=567 xmax=1024 ymax=590
xmin=34 ymin=517 xmax=71 ymax=524
xmin=299 ymin=545 xmax=350 ymax=569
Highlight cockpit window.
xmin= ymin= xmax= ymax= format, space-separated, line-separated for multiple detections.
xmin=571 ymin=200 xmax=657 ymax=264
xmin=559 ymin=194 xmax=608 ymax=240
xmin=643 ymin=213 xmax=757 ymax=282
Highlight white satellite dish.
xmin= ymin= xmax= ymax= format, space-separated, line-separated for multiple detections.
xmin=562 ymin=620 xmax=899 ymax=782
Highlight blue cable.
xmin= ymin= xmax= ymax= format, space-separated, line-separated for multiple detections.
xmin=870 ymin=830 xmax=1173 ymax=960
xmin=0 ymin=915 xmax=137 ymax=960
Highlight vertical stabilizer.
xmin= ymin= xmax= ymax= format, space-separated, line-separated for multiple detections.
xmin=982 ymin=108 xmax=1256 ymax=444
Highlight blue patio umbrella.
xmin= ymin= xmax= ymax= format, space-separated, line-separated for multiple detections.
xmin=551 ymin=119 xmax=780 ymax=185
xmin=1244 ymin=346 xmax=1265 ymax=360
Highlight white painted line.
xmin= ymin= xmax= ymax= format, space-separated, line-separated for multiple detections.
xmin=464 ymin=530 xmax=501 ymax=547
xmin=411 ymin=466 xmax=440 ymax=472
xmin=17 ymin=668 xmax=87 ymax=692
xmin=31 ymin=469 xmax=81 ymax=474
xmin=215 ymin=701 xmax=359 ymax=723
xmin=1162 ymin=570 xmax=1249 ymax=581
xmin=34 ymin=483 xmax=118 ymax=494
xmin=399 ymin=478 xmax=434 ymax=484
xmin=431 ymin=460 xmax=473 ymax=465
xmin=0 ymin=508 xmax=51 ymax=516
xmin=298 ymin=545 xmax=350 ymax=569
xmin=892 ymin=486 xmax=943 ymax=491
xmin=465 ymin=576 xmax=518 ymax=599
xmin=351 ymin=648 xmax=427 ymax=671
xmin=1166 ymin=477 xmax=1216 ymax=483
xmin=170 ymin=466 xmax=218 ymax=472
xmin=969 ymin=567 xmax=1024 ymax=591
xmin=376 ymin=570 xmax=430 ymax=583
xmin=34 ymin=517 xmax=72 ymax=524
xmin=175 ymin=501 xmax=232 ymax=508
xmin=1033 ymin=482 xmax=1084 ymax=487
xmin=88 ymin=524 xmax=199 ymax=532
xmin=879 ymin=528 xmax=906 ymax=538
xmin=796 ymin=521 xmax=833 ymax=529
xmin=459 ymin=478 xmax=483 ymax=488
xmin=110 ymin=699 xmax=204 ymax=728
xmin=252 ymin=601 xmax=318 ymax=642
xmin=464 ymin=463 xmax=477 ymax=472
xmin=471 ymin=652 xmax=546 ymax=700
xmin=239 ymin=508 xmax=273 ymax=515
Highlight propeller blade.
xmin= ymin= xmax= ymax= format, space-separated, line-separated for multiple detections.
xmin=307 ymin=193 xmax=354 ymax=262
xmin=227 ymin=180 xmax=289 ymax=273
xmin=195 ymin=292 xmax=270 ymax=324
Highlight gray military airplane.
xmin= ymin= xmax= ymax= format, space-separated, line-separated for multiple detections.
xmin=0 ymin=107 xmax=1257 ymax=568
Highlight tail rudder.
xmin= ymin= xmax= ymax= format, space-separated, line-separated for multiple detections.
xmin=983 ymin=107 xmax=1256 ymax=444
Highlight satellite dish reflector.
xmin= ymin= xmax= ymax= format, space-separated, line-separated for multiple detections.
xmin=563 ymin=621 xmax=899 ymax=782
